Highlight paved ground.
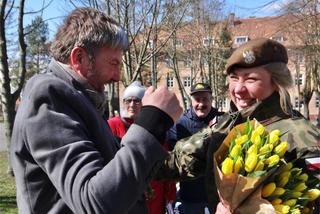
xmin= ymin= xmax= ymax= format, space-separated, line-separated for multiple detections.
xmin=0 ymin=122 xmax=7 ymax=151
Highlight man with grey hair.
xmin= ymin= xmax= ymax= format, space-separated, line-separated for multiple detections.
xmin=11 ymin=8 xmax=183 ymax=214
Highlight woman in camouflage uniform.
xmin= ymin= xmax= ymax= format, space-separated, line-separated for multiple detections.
xmin=204 ymin=38 xmax=319 ymax=213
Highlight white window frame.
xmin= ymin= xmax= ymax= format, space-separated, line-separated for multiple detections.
xmin=203 ymin=37 xmax=214 ymax=46
xmin=184 ymin=59 xmax=192 ymax=68
xmin=294 ymin=97 xmax=303 ymax=108
xmin=270 ymin=35 xmax=284 ymax=42
xmin=147 ymin=40 xmax=154 ymax=49
xmin=295 ymin=74 xmax=303 ymax=86
xmin=176 ymin=39 xmax=183 ymax=47
xmin=235 ymin=36 xmax=249 ymax=45
xmin=183 ymin=76 xmax=191 ymax=87
xmin=218 ymin=98 xmax=226 ymax=108
xmin=167 ymin=76 xmax=174 ymax=88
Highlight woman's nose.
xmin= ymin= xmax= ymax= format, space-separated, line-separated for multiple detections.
xmin=234 ymin=82 xmax=246 ymax=93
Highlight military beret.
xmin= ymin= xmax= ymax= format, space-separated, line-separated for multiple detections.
xmin=225 ymin=38 xmax=288 ymax=74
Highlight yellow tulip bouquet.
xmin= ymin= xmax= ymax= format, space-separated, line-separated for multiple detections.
xmin=213 ymin=119 xmax=289 ymax=212
xmin=261 ymin=162 xmax=320 ymax=214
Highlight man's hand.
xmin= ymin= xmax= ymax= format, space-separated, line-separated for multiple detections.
xmin=142 ymin=86 xmax=182 ymax=122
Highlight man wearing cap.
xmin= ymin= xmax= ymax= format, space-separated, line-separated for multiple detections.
xmin=201 ymin=38 xmax=320 ymax=213
xmin=167 ymin=82 xmax=224 ymax=214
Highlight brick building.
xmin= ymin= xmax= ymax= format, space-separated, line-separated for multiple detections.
xmin=118 ymin=14 xmax=319 ymax=123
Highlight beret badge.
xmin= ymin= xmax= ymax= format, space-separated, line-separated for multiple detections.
xmin=242 ymin=49 xmax=255 ymax=64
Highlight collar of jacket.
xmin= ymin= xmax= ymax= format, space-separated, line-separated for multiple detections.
xmin=188 ymin=106 xmax=221 ymax=124
xmin=47 ymin=59 xmax=107 ymax=116
xmin=213 ymin=92 xmax=291 ymax=133
xmin=230 ymin=92 xmax=290 ymax=123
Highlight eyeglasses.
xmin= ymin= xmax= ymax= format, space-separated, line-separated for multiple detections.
xmin=124 ymin=98 xmax=141 ymax=105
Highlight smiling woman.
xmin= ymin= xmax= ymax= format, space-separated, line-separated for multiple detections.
xmin=205 ymin=38 xmax=320 ymax=213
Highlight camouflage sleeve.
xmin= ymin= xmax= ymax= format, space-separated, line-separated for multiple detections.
xmin=154 ymin=126 xmax=214 ymax=181
xmin=268 ymin=118 xmax=320 ymax=180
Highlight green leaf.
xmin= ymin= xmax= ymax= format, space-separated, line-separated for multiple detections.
xmin=247 ymin=170 xmax=266 ymax=177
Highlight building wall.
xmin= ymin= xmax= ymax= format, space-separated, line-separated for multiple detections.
xmin=118 ymin=15 xmax=319 ymax=123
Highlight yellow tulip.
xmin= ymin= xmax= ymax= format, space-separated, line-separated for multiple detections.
xmin=265 ymin=154 xmax=280 ymax=167
xmin=235 ymin=135 xmax=248 ymax=145
xmin=273 ymin=141 xmax=288 ymax=157
xmin=282 ymin=162 xmax=293 ymax=172
xmin=293 ymin=182 xmax=307 ymax=192
xmin=261 ymin=182 xmax=276 ymax=197
xmin=271 ymin=187 xmax=285 ymax=196
xmin=271 ymin=198 xmax=282 ymax=206
xmin=274 ymin=204 xmax=290 ymax=214
xmin=245 ymin=154 xmax=258 ymax=173
xmin=297 ymin=173 xmax=308 ymax=182
xmin=247 ymin=144 xmax=258 ymax=155
xmin=254 ymin=160 xmax=264 ymax=171
xmin=254 ymin=124 xmax=265 ymax=135
xmin=259 ymin=144 xmax=273 ymax=154
xmin=277 ymin=175 xmax=289 ymax=188
xmin=230 ymin=144 xmax=242 ymax=158
xmin=221 ymin=157 xmax=234 ymax=176
xmin=289 ymin=191 xmax=303 ymax=198
xmin=283 ymin=199 xmax=297 ymax=207
xmin=250 ymin=131 xmax=261 ymax=145
xmin=269 ymin=129 xmax=280 ymax=144
xmin=277 ymin=171 xmax=290 ymax=187
xmin=303 ymin=189 xmax=320 ymax=201
xmin=234 ymin=156 xmax=244 ymax=174
xmin=290 ymin=208 xmax=301 ymax=214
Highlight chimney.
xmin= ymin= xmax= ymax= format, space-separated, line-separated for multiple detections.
xmin=228 ymin=13 xmax=235 ymax=27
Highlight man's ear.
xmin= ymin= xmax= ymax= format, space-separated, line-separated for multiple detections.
xmin=70 ymin=47 xmax=88 ymax=77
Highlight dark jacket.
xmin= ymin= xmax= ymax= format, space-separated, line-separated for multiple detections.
xmin=10 ymin=60 xmax=172 ymax=214
xmin=167 ymin=107 xmax=223 ymax=203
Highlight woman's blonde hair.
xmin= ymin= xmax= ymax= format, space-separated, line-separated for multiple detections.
xmin=263 ymin=62 xmax=293 ymax=115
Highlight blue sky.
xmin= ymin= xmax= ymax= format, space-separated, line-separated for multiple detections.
xmin=23 ymin=0 xmax=288 ymax=39
xmin=224 ymin=0 xmax=288 ymax=17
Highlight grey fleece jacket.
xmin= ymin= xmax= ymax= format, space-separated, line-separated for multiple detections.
xmin=10 ymin=60 xmax=169 ymax=214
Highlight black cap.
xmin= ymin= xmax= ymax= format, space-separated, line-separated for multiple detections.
xmin=190 ymin=83 xmax=212 ymax=95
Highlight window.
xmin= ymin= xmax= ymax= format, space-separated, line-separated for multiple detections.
xmin=203 ymin=37 xmax=214 ymax=46
xmin=167 ymin=76 xmax=174 ymax=88
xmin=147 ymin=40 xmax=154 ymax=49
xmin=218 ymin=98 xmax=226 ymax=108
xmin=176 ymin=39 xmax=183 ymax=47
xmin=184 ymin=59 xmax=192 ymax=68
xmin=270 ymin=35 xmax=284 ymax=42
xmin=235 ymin=36 xmax=249 ymax=44
xmin=296 ymin=53 xmax=304 ymax=63
xmin=295 ymin=74 xmax=303 ymax=85
xmin=295 ymin=97 xmax=302 ymax=108
xmin=165 ymin=58 xmax=173 ymax=68
xmin=183 ymin=76 xmax=191 ymax=87
xmin=316 ymin=97 xmax=320 ymax=108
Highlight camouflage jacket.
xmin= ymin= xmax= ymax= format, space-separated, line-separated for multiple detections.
xmin=156 ymin=92 xmax=319 ymax=212
xmin=205 ymin=92 xmax=319 ymax=211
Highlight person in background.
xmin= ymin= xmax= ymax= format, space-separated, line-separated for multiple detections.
xmin=108 ymin=81 xmax=176 ymax=214
xmin=167 ymin=83 xmax=224 ymax=214
xmin=203 ymin=38 xmax=319 ymax=213
xmin=108 ymin=81 xmax=145 ymax=142
xmin=10 ymin=7 xmax=183 ymax=214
